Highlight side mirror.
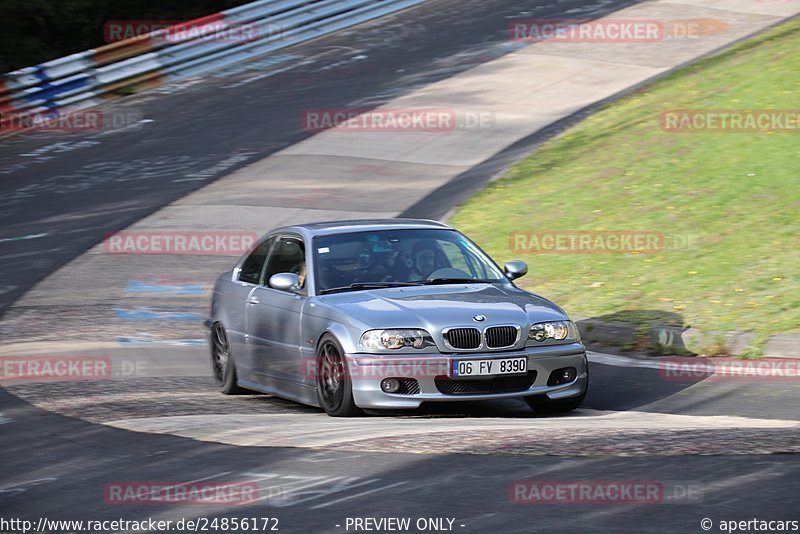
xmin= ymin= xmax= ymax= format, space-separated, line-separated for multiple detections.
xmin=269 ymin=272 xmax=301 ymax=292
xmin=504 ymin=260 xmax=528 ymax=281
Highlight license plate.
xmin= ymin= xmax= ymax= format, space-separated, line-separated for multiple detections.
xmin=451 ymin=357 xmax=527 ymax=377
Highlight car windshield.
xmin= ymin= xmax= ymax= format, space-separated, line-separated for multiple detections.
xmin=313 ymin=228 xmax=506 ymax=294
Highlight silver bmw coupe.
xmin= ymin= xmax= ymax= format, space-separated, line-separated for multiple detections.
xmin=208 ymin=219 xmax=587 ymax=416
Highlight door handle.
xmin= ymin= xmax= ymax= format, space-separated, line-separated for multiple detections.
xmin=246 ymin=297 xmax=259 ymax=305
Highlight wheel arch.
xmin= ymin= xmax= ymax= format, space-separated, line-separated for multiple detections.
xmin=314 ymin=321 xmax=359 ymax=355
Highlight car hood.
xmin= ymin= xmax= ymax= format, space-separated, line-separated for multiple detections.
xmin=318 ymin=283 xmax=567 ymax=329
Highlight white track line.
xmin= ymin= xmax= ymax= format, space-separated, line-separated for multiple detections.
xmin=587 ymin=352 xmax=664 ymax=370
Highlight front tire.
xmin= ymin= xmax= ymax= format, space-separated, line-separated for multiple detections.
xmin=210 ymin=323 xmax=246 ymax=395
xmin=525 ymin=391 xmax=586 ymax=414
xmin=527 ymin=359 xmax=588 ymax=414
xmin=316 ymin=335 xmax=363 ymax=417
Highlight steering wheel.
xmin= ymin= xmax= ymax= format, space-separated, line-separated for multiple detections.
xmin=427 ymin=267 xmax=472 ymax=280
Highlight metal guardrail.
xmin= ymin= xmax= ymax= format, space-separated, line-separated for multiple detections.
xmin=0 ymin=0 xmax=428 ymax=117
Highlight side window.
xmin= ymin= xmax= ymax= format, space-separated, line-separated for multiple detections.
xmin=263 ymin=237 xmax=306 ymax=289
xmin=238 ymin=237 xmax=274 ymax=284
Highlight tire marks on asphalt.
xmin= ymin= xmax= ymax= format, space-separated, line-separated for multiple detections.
xmin=2 ymin=378 xmax=320 ymax=423
xmin=2 ymin=349 xmax=798 ymax=458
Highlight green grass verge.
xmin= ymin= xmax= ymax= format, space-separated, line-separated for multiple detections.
xmin=450 ymin=18 xmax=800 ymax=350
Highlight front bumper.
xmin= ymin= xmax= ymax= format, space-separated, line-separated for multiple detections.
xmin=345 ymin=342 xmax=587 ymax=409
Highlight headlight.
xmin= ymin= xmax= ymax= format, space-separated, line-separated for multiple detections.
xmin=528 ymin=321 xmax=579 ymax=342
xmin=360 ymin=329 xmax=434 ymax=350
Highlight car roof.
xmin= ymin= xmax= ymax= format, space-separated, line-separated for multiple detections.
xmin=273 ymin=218 xmax=452 ymax=237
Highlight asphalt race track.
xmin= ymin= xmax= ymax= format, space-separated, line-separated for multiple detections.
xmin=1 ymin=1 xmax=799 ymax=533
xmin=0 ymin=0 xmax=638 ymax=313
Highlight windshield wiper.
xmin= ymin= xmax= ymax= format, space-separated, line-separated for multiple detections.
xmin=418 ymin=278 xmax=497 ymax=285
xmin=318 ymin=281 xmax=424 ymax=295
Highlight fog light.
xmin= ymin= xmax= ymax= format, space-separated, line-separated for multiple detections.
xmin=381 ymin=378 xmax=401 ymax=393
xmin=547 ymin=367 xmax=577 ymax=386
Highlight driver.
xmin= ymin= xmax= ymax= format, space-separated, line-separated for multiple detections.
xmin=408 ymin=240 xmax=439 ymax=281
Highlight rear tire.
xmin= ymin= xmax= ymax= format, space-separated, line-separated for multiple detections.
xmin=316 ymin=335 xmax=363 ymax=417
xmin=210 ymin=323 xmax=247 ymax=395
